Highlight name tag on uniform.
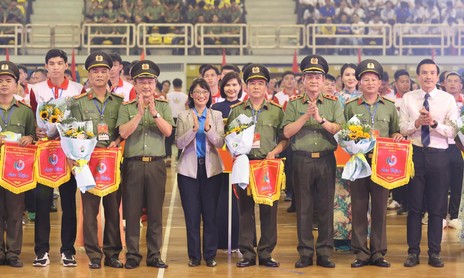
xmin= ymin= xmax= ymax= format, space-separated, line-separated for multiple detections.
xmin=97 ymin=122 xmax=110 ymax=141
xmin=252 ymin=132 xmax=261 ymax=149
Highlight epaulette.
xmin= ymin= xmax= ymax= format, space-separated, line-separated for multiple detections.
xmin=270 ymin=101 xmax=283 ymax=108
xmin=122 ymin=99 xmax=136 ymax=105
xmin=289 ymin=94 xmax=304 ymax=101
xmin=345 ymin=96 xmax=360 ymax=105
xmin=111 ymin=92 xmax=124 ymax=99
xmin=382 ymin=96 xmax=395 ymax=103
xmin=323 ymin=94 xmax=338 ymax=101
xmin=155 ymin=97 xmax=168 ymax=102
xmin=18 ymin=100 xmax=31 ymax=108
xmin=230 ymin=101 xmax=243 ymax=109
xmin=74 ymin=92 xmax=88 ymax=100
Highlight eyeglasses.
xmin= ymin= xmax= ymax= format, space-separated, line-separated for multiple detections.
xmin=192 ymin=90 xmax=210 ymax=96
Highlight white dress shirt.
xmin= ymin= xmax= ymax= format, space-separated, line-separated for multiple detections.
xmin=399 ymin=88 xmax=458 ymax=149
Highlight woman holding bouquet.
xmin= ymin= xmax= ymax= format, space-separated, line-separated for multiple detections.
xmin=0 ymin=61 xmax=36 ymax=267
xmin=176 ymin=78 xmax=224 ymax=267
xmin=344 ymin=59 xmax=404 ymax=268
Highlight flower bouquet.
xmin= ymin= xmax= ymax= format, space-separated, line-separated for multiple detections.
xmin=334 ymin=115 xmax=376 ymax=181
xmin=225 ymin=114 xmax=255 ymax=189
xmin=37 ymin=98 xmax=72 ymax=138
xmin=56 ymin=121 xmax=98 ymax=193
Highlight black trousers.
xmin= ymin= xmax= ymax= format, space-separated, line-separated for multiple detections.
xmin=407 ymin=146 xmax=449 ymax=256
xmin=447 ymin=144 xmax=463 ymax=219
xmin=34 ymin=177 xmax=77 ymax=256
xmin=178 ymin=163 xmax=221 ymax=261
xmin=0 ymin=188 xmax=25 ymax=260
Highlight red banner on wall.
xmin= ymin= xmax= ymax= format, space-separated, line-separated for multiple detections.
xmin=0 ymin=143 xmax=38 ymax=194
xmin=87 ymin=147 xmax=122 ymax=197
xmin=35 ymin=140 xmax=70 ymax=187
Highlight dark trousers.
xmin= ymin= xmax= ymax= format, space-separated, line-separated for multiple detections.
xmin=236 ymin=185 xmax=278 ymax=261
xmin=351 ymin=177 xmax=389 ymax=261
xmin=281 ymin=147 xmax=294 ymax=197
xmin=293 ymin=152 xmax=335 ymax=258
xmin=123 ymin=159 xmax=166 ymax=263
xmin=34 ymin=177 xmax=77 ymax=256
xmin=178 ymin=164 xmax=221 ymax=261
xmin=447 ymin=144 xmax=463 ymax=219
xmin=407 ymin=146 xmax=449 ymax=256
xmin=0 ymin=188 xmax=25 ymax=260
xmin=392 ymin=182 xmax=408 ymax=207
xmin=216 ymin=173 xmax=239 ymax=249
xmin=82 ymin=189 xmax=122 ymax=261
xmin=25 ymin=189 xmax=35 ymax=213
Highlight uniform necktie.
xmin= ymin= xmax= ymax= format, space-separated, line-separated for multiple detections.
xmin=421 ymin=93 xmax=430 ymax=147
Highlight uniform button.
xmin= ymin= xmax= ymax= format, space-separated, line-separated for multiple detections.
xmin=145 ymin=133 xmax=148 ymax=136
xmin=144 ymin=145 xmax=147 ymax=148
xmin=145 ymin=121 xmax=148 ymax=123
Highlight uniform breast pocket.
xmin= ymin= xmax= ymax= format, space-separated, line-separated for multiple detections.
xmin=7 ymin=121 xmax=26 ymax=135
xmin=375 ymin=115 xmax=391 ymax=132
xmin=257 ymin=121 xmax=277 ymax=136
xmin=82 ymin=110 xmax=99 ymax=122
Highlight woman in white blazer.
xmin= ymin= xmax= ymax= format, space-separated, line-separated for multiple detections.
xmin=176 ymin=78 xmax=224 ymax=267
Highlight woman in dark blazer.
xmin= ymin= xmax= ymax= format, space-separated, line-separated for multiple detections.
xmin=176 ymin=78 xmax=224 ymax=267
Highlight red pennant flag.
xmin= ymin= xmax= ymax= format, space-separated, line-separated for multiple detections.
xmin=431 ymin=48 xmax=436 ymax=61
xmin=140 ymin=49 xmax=145 ymax=60
xmin=357 ymin=48 xmax=362 ymax=64
xmin=292 ymin=50 xmax=298 ymax=73
xmin=222 ymin=48 xmax=226 ymax=66
xmin=5 ymin=48 xmax=9 ymax=61
xmin=71 ymin=49 xmax=77 ymax=82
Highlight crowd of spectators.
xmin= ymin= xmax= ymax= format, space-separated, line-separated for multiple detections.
xmin=84 ymin=0 xmax=246 ymax=26
xmin=0 ymin=0 xmax=27 ymax=25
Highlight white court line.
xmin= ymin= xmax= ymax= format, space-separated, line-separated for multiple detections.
xmin=157 ymin=177 xmax=178 ymax=278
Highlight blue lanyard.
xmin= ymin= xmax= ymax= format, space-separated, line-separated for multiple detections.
xmin=251 ymin=107 xmax=262 ymax=124
xmin=51 ymin=87 xmax=63 ymax=99
xmin=93 ymin=98 xmax=108 ymax=120
xmin=363 ymin=102 xmax=379 ymax=127
xmin=0 ymin=106 xmax=15 ymax=128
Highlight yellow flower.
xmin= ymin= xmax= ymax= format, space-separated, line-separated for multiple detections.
xmin=86 ymin=131 xmax=95 ymax=138
xmin=363 ymin=133 xmax=370 ymax=139
xmin=53 ymin=108 xmax=61 ymax=116
xmin=348 ymin=126 xmax=357 ymax=133
xmin=348 ymin=133 xmax=358 ymax=140
xmin=40 ymin=111 xmax=49 ymax=120
xmin=65 ymin=129 xmax=73 ymax=136
xmin=49 ymin=115 xmax=59 ymax=123
xmin=356 ymin=130 xmax=364 ymax=138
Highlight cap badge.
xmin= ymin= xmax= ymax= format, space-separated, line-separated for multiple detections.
xmin=310 ymin=57 xmax=318 ymax=64
xmin=142 ymin=63 xmax=150 ymax=70
xmin=1 ymin=64 xmax=8 ymax=70
xmin=252 ymin=66 xmax=260 ymax=74
xmin=367 ymin=62 xmax=375 ymax=69
xmin=95 ymin=55 xmax=103 ymax=62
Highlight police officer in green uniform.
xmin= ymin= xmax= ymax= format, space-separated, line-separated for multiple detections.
xmin=282 ymin=55 xmax=344 ymax=269
xmin=344 ymin=59 xmax=404 ymax=268
xmin=116 ymin=60 xmax=174 ymax=269
xmin=69 ymin=51 xmax=124 ymax=269
xmin=0 ymin=61 xmax=36 ymax=267
xmin=227 ymin=64 xmax=288 ymax=268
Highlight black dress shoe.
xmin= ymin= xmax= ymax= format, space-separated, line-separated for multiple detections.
xmin=236 ymin=258 xmax=256 ymax=267
xmin=206 ymin=259 xmax=217 ymax=267
xmin=295 ymin=256 xmax=313 ymax=268
xmin=370 ymin=258 xmax=391 ymax=267
xmin=351 ymin=259 xmax=369 ymax=268
xmin=404 ymin=253 xmax=420 ymax=267
xmin=428 ymin=254 xmax=444 ymax=267
xmin=104 ymin=257 xmax=123 ymax=268
xmin=125 ymin=258 xmax=139 ymax=269
xmin=88 ymin=259 xmax=101 ymax=269
xmin=0 ymin=258 xmax=5 ymax=265
xmin=259 ymin=257 xmax=280 ymax=267
xmin=148 ymin=258 xmax=168 ymax=268
xmin=188 ymin=258 xmax=201 ymax=267
xmin=316 ymin=256 xmax=335 ymax=268
xmin=287 ymin=204 xmax=296 ymax=213
xmin=7 ymin=258 xmax=23 ymax=267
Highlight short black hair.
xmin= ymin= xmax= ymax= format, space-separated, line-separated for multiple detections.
xmin=172 ymin=78 xmax=182 ymax=87
xmin=162 ymin=80 xmax=171 ymax=86
xmin=45 ymin=49 xmax=67 ymax=64
xmin=281 ymin=71 xmax=295 ymax=79
xmin=394 ymin=69 xmax=410 ymax=81
xmin=221 ymin=64 xmax=240 ymax=74
xmin=201 ymin=65 xmax=220 ymax=76
xmin=325 ymin=73 xmax=336 ymax=82
xmin=110 ymin=52 xmax=123 ymax=64
xmin=381 ymin=72 xmax=389 ymax=82
xmin=33 ymin=68 xmax=48 ymax=76
xmin=220 ymin=72 xmax=242 ymax=99
xmin=416 ymin=59 xmax=440 ymax=75
xmin=17 ymin=64 xmax=27 ymax=73
xmin=187 ymin=78 xmax=212 ymax=108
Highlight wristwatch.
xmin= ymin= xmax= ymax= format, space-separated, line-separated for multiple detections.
xmin=153 ymin=112 xmax=161 ymax=119
xmin=319 ymin=118 xmax=326 ymax=125
xmin=430 ymin=120 xmax=438 ymax=129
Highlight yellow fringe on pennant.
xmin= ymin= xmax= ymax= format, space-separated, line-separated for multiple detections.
xmin=87 ymin=148 xmax=123 ymax=197
xmin=371 ymin=140 xmax=415 ymax=190
xmin=0 ymin=144 xmax=37 ymax=194
xmin=247 ymin=158 xmax=286 ymax=206
xmin=35 ymin=141 xmax=71 ymax=188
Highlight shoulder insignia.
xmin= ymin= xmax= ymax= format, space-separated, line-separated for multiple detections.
xmin=74 ymin=92 xmax=88 ymax=100
xmin=122 ymin=99 xmax=136 ymax=105
xmin=289 ymin=94 xmax=304 ymax=101
xmin=270 ymin=101 xmax=283 ymax=108
xmin=345 ymin=97 xmax=360 ymax=105
xmin=155 ymin=97 xmax=168 ymax=102
xmin=18 ymin=100 xmax=32 ymax=108
xmin=382 ymin=96 xmax=395 ymax=103
xmin=111 ymin=92 xmax=124 ymax=99
xmin=323 ymin=94 xmax=338 ymax=101
xmin=230 ymin=101 xmax=244 ymax=109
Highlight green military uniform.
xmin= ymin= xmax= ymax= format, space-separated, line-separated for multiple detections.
xmin=115 ymin=60 xmax=175 ymax=267
xmin=281 ymin=55 xmax=344 ymax=265
xmin=0 ymin=61 xmax=36 ymax=266
xmin=345 ymin=59 xmax=399 ymax=265
xmin=227 ymin=98 xmax=284 ymax=262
